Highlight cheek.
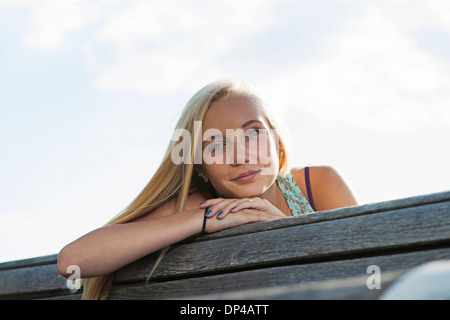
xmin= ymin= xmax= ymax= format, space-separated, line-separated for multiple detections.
xmin=204 ymin=164 xmax=227 ymax=187
xmin=256 ymin=132 xmax=279 ymax=168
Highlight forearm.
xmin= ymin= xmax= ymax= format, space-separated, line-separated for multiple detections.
xmin=57 ymin=208 xmax=204 ymax=278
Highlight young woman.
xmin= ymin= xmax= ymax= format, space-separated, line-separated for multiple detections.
xmin=57 ymin=79 xmax=358 ymax=299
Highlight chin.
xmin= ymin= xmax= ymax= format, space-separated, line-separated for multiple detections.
xmin=223 ymin=184 xmax=266 ymax=199
xmin=215 ymin=175 xmax=276 ymax=199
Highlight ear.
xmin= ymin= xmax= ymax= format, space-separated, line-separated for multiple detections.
xmin=278 ymin=142 xmax=284 ymax=158
xmin=195 ymin=165 xmax=209 ymax=183
xmin=194 ymin=164 xmax=205 ymax=176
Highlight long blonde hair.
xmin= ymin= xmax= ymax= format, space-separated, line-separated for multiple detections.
xmin=80 ymin=79 xmax=290 ymax=299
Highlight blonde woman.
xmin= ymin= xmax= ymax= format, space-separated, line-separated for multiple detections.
xmin=57 ymin=79 xmax=358 ymax=299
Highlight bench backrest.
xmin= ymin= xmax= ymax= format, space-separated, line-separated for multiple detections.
xmin=1 ymin=190 xmax=449 ymax=300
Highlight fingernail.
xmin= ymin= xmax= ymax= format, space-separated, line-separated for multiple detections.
xmin=206 ymin=210 xmax=212 ymax=215
xmin=231 ymin=206 xmax=236 ymax=210
xmin=200 ymin=202 xmax=205 ymax=206
xmin=217 ymin=211 xmax=223 ymax=216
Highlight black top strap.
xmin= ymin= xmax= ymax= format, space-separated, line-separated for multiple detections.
xmin=304 ymin=166 xmax=317 ymax=211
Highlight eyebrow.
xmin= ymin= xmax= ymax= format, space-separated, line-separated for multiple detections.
xmin=240 ymin=119 xmax=263 ymax=128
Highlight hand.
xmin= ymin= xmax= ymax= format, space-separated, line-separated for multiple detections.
xmin=199 ymin=197 xmax=286 ymax=233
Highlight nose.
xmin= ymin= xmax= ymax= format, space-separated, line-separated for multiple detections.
xmin=230 ymin=135 xmax=253 ymax=166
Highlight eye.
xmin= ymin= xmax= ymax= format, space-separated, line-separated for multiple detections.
xmin=205 ymin=142 xmax=224 ymax=154
xmin=245 ymin=128 xmax=260 ymax=137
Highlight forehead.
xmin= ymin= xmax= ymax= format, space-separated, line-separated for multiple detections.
xmin=203 ymin=95 xmax=266 ymax=131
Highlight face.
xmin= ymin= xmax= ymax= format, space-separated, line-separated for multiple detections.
xmin=197 ymin=95 xmax=280 ymax=198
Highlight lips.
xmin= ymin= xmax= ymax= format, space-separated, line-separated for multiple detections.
xmin=232 ymin=170 xmax=261 ymax=183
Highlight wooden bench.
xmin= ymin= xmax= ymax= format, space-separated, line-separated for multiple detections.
xmin=1 ymin=190 xmax=450 ymax=300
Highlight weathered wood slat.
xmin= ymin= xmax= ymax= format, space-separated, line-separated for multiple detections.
xmin=187 ymin=271 xmax=405 ymax=300
xmin=108 ymin=248 xmax=450 ymax=299
xmin=0 ymin=254 xmax=58 ymax=271
xmin=1 ymin=190 xmax=449 ymax=300
xmin=114 ymin=201 xmax=450 ymax=284
xmin=0 ymin=254 xmax=76 ymax=299
xmin=0 ymin=264 xmax=74 ymax=299
xmin=189 ymin=190 xmax=450 ymax=242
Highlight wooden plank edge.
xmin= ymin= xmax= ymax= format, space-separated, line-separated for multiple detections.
xmin=0 ymin=254 xmax=58 ymax=271
xmin=184 ymin=270 xmax=405 ymax=300
xmin=188 ymin=190 xmax=450 ymax=242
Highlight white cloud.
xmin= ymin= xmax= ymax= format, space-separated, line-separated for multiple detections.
xmin=97 ymin=52 xmax=216 ymax=95
xmin=0 ymin=0 xmax=99 ymax=51
xmin=94 ymin=0 xmax=273 ymax=95
xmin=257 ymin=5 xmax=450 ymax=132
xmin=97 ymin=0 xmax=273 ymax=50
xmin=1 ymin=0 xmax=272 ymax=92
xmin=5 ymin=0 xmax=450 ymax=110
xmin=379 ymin=0 xmax=450 ymax=30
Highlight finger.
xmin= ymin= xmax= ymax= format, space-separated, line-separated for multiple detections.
xmin=232 ymin=208 xmax=284 ymax=223
xmin=230 ymin=198 xmax=264 ymax=213
xmin=200 ymin=198 xmax=230 ymax=217
xmin=204 ymin=198 xmax=237 ymax=218
xmin=199 ymin=198 xmax=224 ymax=209
xmin=215 ymin=198 xmax=252 ymax=219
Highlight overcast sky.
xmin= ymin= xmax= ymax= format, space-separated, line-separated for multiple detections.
xmin=1 ymin=0 xmax=450 ymax=263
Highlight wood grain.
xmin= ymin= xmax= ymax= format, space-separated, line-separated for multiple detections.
xmin=108 ymin=248 xmax=450 ymax=299
xmin=1 ymin=190 xmax=449 ymax=300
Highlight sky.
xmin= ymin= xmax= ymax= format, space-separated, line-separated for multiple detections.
xmin=1 ymin=0 xmax=450 ymax=263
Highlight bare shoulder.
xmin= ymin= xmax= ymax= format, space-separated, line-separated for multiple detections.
xmin=137 ymin=192 xmax=209 ymax=221
xmin=291 ymin=165 xmax=359 ymax=211
xmin=291 ymin=165 xmax=344 ymax=184
xmin=290 ymin=165 xmax=339 ymax=188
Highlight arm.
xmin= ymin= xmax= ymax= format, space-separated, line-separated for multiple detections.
xmin=57 ymin=192 xmax=283 ymax=278
xmin=57 ymin=193 xmax=207 ymax=278
xmin=292 ymin=166 xmax=359 ymax=211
